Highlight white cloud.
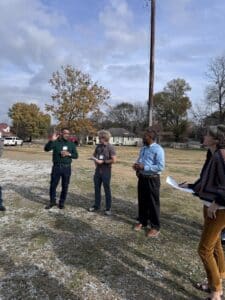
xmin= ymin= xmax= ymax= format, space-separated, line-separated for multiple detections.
xmin=0 ymin=0 xmax=82 ymax=120
xmin=99 ymin=0 xmax=147 ymax=52
xmin=0 ymin=0 xmax=66 ymax=67
xmin=0 ymin=0 xmax=149 ymax=123
xmin=165 ymin=0 xmax=193 ymax=24
xmin=0 ymin=0 xmax=225 ymax=123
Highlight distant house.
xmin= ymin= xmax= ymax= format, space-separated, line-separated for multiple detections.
xmin=0 ymin=123 xmax=11 ymax=138
xmin=86 ymin=128 xmax=142 ymax=146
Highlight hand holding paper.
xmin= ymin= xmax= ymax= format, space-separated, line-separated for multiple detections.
xmin=166 ymin=176 xmax=194 ymax=193
xmin=179 ymin=181 xmax=188 ymax=188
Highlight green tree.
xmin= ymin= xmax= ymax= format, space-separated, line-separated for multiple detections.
xmin=8 ymin=103 xmax=51 ymax=141
xmin=154 ymin=78 xmax=192 ymax=141
xmin=46 ymin=65 xmax=110 ymax=136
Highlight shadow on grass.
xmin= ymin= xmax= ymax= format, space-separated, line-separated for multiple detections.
xmin=0 ymin=250 xmax=79 ymax=300
xmin=32 ymin=215 xmax=201 ymax=300
xmin=8 ymin=183 xmax=202 ymax=238
xmin=7 ymin=183 xmax=203 ymax=299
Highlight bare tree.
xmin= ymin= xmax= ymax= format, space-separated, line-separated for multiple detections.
xmin=104 ymin=102 xmax=148 ymax=133
xmin=205 ymin=56 xmax=225 ymax=122
xmin=190 ymin=103 xmax=210 ymax=127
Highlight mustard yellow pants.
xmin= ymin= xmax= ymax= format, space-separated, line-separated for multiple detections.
xmin=198 ymin=206 xmax=225 ymax=292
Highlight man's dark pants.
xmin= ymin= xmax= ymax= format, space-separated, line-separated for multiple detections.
xmin=49 ymin=164 xmax=71 ymax=206
xmin=94 ymin=168 xmax=112 ymax=210
xmin=0 ymin=186 xmax=3 ymax=207
xmin=138 ymin=175 xmax=160 ymax=229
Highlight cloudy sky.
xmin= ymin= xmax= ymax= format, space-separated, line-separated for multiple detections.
xmin=0 ymin=0 xmax=225 ymax=122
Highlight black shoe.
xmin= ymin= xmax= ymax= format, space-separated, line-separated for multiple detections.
xmin=58 ymin=204 xmax=65 ymax=209
xmin=0 ymin=206 xmax=6 ymax=211
xmin=45 ymin=203 xmax=56 ymax=209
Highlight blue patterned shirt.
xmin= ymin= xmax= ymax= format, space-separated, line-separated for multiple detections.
xmin=136 ymin=143 xmax=165 ymax=175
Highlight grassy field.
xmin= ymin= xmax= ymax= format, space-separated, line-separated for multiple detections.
xmin=0 ymin=145 xmax=217 ymax=299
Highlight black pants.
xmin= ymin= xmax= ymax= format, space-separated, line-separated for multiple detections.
xmin=138 ymin=176 xmax=160 ymax=229
xmin=49 ymin=165 xmax=71 ymax=205
xmin=0 ymin=186 xmax=3 ymax=207
xmin=94 ymin=168 xmax=112 ymax=210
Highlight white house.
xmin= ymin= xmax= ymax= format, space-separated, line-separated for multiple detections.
xmin=0 ymin=123 xmax=10 ymax=138
xmin=86 ymin=128 xmax=142 ymax=146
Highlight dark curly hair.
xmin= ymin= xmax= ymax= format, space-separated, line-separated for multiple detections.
xmin=144 ymin=128 xmax=158 ymax=141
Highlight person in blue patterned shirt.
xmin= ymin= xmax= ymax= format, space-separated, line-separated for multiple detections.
xmin=133 ymin=128 xmax=165 ymax=237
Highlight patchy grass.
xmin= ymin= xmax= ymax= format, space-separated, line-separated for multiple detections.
xmin=0 ymin=145 xmax=218 ymax=299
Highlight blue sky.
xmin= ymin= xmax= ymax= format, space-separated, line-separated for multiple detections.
xmin=0 ymin=0 xmax=225 ymax=122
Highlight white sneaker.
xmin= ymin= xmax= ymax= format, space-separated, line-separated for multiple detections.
xmin=104 ymin=210 xmax=111 ymax=216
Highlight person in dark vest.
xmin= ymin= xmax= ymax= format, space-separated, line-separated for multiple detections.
xmin=44 ymin=128 xmax=78 ymax=209
xmin=0 ymin=138 xmax=6 ymax=211
xmin=180 ymin=125 xmax=225 ymax=300
xmin=133 ymin=128 xmax=165 ymax=237
xmin=89 ymin=130 xmax=116 ymax=215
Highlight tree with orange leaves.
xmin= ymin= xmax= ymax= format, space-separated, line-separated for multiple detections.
xmin=46 ymin=65 xmax=110 ymax=137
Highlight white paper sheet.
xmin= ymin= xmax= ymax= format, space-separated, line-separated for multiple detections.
xmin=166 ymin=176 xmax=194 ymax=193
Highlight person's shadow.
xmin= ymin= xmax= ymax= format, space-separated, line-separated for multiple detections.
xmin=0 ymin=250 xmax=79 ymax=299
xmin=8 ymin=183 xmax=202 ymax=239
xmin=7 ymin=183 xmax=203 ymax=299
xmin=30 ymin=213 xmax=202 ymax=300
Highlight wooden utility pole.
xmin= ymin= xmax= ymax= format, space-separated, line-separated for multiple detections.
xmin=148 ymin=0 xmax=156 ymax=126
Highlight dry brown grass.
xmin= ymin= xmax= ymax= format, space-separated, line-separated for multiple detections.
xmin=0 ymin=145 xmax=215 ymax=299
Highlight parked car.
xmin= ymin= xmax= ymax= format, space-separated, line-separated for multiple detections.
xmin=3 ymin=136 xmax=23 ymax=146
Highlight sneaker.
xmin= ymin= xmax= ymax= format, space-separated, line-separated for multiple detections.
xmin=88 ymin=206 xmax=99 ymax=212
xmin=104 ymin=210 xmax=112 ymax=216
xmin=0 ymin=206 xmax=6 ymax=212
xmin=58 ymin=204 xmax=65 ymax=209
xmin=45 ymin=203 xmax=56 ymax=209
xmin=147 ymin=229 xmax=160 ymax=238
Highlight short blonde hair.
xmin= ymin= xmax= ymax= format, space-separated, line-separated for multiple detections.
xmin=98 ymin=130 xmax=111 ymax=142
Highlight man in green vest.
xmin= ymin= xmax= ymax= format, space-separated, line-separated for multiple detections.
xmin=44 ymin=128 xmax=78 ymax=209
